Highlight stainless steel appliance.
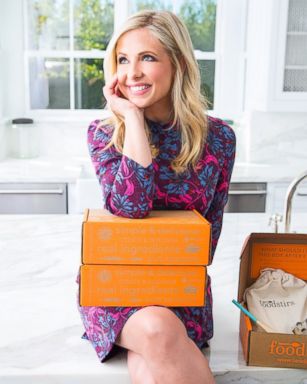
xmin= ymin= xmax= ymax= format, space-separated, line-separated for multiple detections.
xmin=225 ymin=182 xmax=267 ymax=213
xmin=0 ymin=183 xmax=68 ymax=214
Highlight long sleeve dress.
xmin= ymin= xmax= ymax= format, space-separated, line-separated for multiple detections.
xmin=77 ymin=115 xmax=236 ymax=362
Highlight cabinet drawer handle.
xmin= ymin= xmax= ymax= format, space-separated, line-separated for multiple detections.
xmin=297 ymin=192 xmax=307 ymax=197
xmin=228 ymin=190 xmax=267 ymax=195
xmin=0 ymin=189 xmax=64 ymax=194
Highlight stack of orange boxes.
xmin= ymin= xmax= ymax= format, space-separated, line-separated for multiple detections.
xmin=79 ymin=208 xmax=212 ymax=307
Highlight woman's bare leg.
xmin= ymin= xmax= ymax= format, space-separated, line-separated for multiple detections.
xmin=127 ymin=350 xmax=156 ymax=384
xmin=116 ymin=306 xmax=215 ymax=384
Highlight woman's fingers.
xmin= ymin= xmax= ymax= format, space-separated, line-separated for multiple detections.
xmin=103 ymin=73 xmax=141 ymax=118
xmin=115 ymin=84 xmax=123 ymax=97
xmin=108 ymin=74 xmax=119 ymax=93
xmin=103 ymin=74 xmax=118 ymax=98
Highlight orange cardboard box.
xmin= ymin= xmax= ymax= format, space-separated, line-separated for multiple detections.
xmin=237 ymin=233 xmax=307 ymax=369
xmin=82 ymin=209 xmax=212 ymax=266
xmin=80 ymin=264 xmax=206 ymax=307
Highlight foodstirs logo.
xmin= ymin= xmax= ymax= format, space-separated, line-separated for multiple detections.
xmin=259 ymin=299 xmax=295 ymax=308
xmin=269 ymin=341 xmax=306 ymax=357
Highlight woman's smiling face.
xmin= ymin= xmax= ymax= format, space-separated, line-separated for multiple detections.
xmin=116 ymin=28 xmax=175 ymax=121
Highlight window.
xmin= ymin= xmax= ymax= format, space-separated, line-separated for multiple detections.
xmin=26 ymin=0 xmax=114 ymax=111
xmin=25 ymin=0 xmax=217 ymax=113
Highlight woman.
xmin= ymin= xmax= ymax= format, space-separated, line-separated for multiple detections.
xmin=78 ymin=10 xmax=235 ymax=384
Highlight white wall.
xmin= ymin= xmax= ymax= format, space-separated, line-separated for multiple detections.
xmin=215 ymin=0 xmax=247 ymax=120
xmin=1 ymin=0 xmax=25 ymax=118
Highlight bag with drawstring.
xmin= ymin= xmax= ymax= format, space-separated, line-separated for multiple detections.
xmin=244 ymin=268 xmax=307 ymax=333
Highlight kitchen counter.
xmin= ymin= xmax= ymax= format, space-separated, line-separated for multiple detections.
xmin=0 ymin=156 xmax=83 ymax=183
xmin=1 ymin=213 xmax=306 ymax=383
xmin=0 ymin=155 xmax=307 ymax=183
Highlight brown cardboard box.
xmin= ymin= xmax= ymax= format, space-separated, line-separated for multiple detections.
xmin=80 ymin=264 xmax=206 ymax=307
xmin=82 ymin=209 xmax=212 ymax=265
xmin=238 ymin=233 xmax=307 ymax=369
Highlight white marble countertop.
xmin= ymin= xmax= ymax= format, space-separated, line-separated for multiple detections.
xmin=0 ymin=155 xmax=307 ymax=184
xmin=0 ymin=156 xmax=84 ymax=183
xmin=0 ymin=213 xmax=307 ymax=383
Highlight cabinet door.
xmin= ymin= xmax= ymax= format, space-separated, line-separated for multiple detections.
xmin=246 ymin=0 xmax=307 ymax=111
xmin=274 ymin=0 xmax=307 ymax=110
xmin=0 ymin=183 xmax=68 ymax=214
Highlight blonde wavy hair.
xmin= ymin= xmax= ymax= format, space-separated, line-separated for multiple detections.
xmin=100 ymin=10 xmax=209 ymax=174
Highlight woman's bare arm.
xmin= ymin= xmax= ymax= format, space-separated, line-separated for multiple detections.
xmin=103 ymin=74 xmax=152 ymax=168
xmin=123 ymin=108 xmax=152 ymax=168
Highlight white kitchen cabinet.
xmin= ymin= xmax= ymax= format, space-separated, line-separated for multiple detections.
xmin=245 ymin=0 xmax=307 ymax=112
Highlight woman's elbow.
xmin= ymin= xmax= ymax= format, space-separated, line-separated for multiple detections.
xmin=104 ymin=196 xmax=152 ymax=219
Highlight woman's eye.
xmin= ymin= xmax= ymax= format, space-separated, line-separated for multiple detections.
xmin=118 ymin=57 xmax=128 ymax=64
xmin=143 ymin=54 xmax=155 ymax=61
xmin=117 ymin=55 xmax=156 ymax=64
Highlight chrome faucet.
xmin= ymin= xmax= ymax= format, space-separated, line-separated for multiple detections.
xmin=284 ymin=170 xmax=307 ymax=233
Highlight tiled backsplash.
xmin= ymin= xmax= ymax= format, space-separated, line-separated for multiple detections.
xmin=1 ymin=111 xmax=307 ymax=166
xmin=247 ymin=111 xmax=307 ymax=165
xmin=2 ymin=120 xmax=89 ymax=160
xmin=38 ymin=121 xmax=89 ymax=158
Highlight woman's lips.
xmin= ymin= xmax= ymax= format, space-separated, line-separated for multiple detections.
xmin=128 ymin=84 xmax=152 ymax=96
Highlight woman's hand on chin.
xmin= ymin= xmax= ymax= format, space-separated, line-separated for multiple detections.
xmin=103 ymin=74 xmax=144 ymax=119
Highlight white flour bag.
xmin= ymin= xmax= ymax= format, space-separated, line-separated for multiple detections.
xmin=244 ymin=268 xmax=307 ymax=333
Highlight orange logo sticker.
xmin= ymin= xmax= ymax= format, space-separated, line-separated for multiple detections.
xmin=269 ymin=340 xmax=306 ymax=357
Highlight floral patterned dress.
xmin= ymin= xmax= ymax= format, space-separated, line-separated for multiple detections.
xmin=77 ymin=115 xmax=236 ymax=362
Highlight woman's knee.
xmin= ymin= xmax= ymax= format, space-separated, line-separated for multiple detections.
xmin=141 ymin=307 xmax=188 ymax=356
xmin=115 ymin=306 xmax=188 ymax=356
